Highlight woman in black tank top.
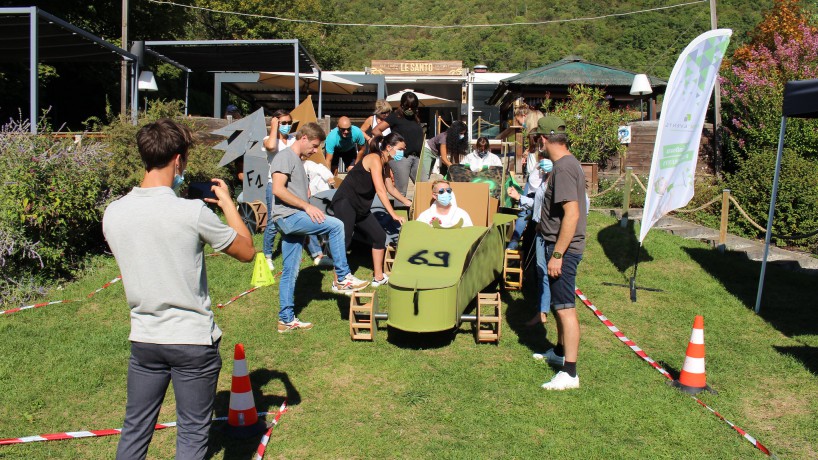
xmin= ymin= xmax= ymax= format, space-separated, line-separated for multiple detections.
xmin=330 ymin=133 xmax=412 ymax=286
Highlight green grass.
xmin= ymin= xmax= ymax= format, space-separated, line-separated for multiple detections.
xmin=1 ymin=212 xmax=816 ymax=459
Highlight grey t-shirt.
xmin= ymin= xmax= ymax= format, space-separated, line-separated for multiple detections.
xmin=102 ymin=186 xmax=237 ymax=345
xmin=269 ymin=146 xmax=309 ymax=221
xmin=537 ymin=154 xmax=588 ymax=254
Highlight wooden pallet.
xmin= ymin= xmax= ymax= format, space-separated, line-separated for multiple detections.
xmin=349 ymin=292 xmax=377 ymax=341
xmin=383 ymin=244 xmax=397 ymax=276
xmin=476 ymin=293 xmax=502 ymax=343
xmin=503 ymin=249 xmax=523 ymax=291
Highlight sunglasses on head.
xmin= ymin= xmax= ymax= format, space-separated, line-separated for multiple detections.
xmin=435 ymin=187 xmax=453 ymax=194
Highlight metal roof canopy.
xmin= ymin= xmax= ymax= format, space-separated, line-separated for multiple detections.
xmin=487 ymin=56 xmax=668 ymax=106
xmin=144 ymin=40 xmax=322 ymax=117
xmin=216 ymin=72 xmax=385 ymax=119
xmin=0 ymin=7 xmax=137 ymax=133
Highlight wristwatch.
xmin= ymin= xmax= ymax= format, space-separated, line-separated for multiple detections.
xmin=552 ymin=251 xmax=563 ymax=259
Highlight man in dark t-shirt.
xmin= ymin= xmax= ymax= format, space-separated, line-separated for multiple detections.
xmin=534 ymin=115 xmax=587 ymax=391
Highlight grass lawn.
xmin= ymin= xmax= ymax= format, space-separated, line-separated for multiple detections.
xmin=1 ymin=211 xmax=816 ymax=459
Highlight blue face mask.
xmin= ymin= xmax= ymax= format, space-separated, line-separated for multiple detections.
xmin=436 ymin=192 xmax=452 ymax=206
xmin=393 ymin=149 xmax=405 ymax=161
xmin=279 ymin=124 xmax=291 ymax=136
xmin=172 ymin=170 xmax=186 ymax=192
xmin=477 ymin=149 xmax=488 ymax=158
xmin=539 ymin=159 xmax=553 ymax=173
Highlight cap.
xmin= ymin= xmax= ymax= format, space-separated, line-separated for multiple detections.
xmin=226 ymin=104 xmax=238 ymax=112
xmin=537 ymin=116 xmax=566 ymax=136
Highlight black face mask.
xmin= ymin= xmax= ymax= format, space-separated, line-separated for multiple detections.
xmin=403 ymin=109 xmax=415 ymax=117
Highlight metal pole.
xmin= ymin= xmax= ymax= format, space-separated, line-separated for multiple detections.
xmin=213 ymin=73 xmax=221 ymax=118
xmin=184 ymin=71 xmax=190 ymax=116
xmin=121 ymin=0 xmax=129 ymax=117
xmin=317 ymin=69 xmax=323 ymax=119
xmin=131 ymin=60 xmax=138 ymax=124
xmin=755 ymin=116 xmax=787 ymax=314
xmin=467 ymin=73 xmax=474 ymax=144
xmin=29 ymin=6 xmax=38 ymax=134
xmin=293 ymin=43 xmax=299 ymax=109
xmin=710 ymin=0 xmax=723 ymax=176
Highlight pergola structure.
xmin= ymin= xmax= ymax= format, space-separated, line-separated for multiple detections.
xmin=0 ymin=7 xmax=137 ymax=133
xmin=143 ymin=40 xmax=327 ymax=118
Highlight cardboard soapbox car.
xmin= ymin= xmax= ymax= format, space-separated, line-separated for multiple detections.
xmin=348 ymin=181 xmax=517 ymax=343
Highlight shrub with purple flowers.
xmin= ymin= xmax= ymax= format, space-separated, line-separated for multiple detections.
xmin=718 ymin=0 xmax=818 ymax=251
xmin=720 ymin=20 xmax=818 ymax=169
xmin=0 ymin=117 xmax=110 ymax=305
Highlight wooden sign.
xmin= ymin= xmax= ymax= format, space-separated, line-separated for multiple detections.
xmin=370 ymin=60 xmax=464 ymax=76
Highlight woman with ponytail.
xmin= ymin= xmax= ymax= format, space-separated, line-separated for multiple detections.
xmin=330 ymin=132 xmax=412 ymax=287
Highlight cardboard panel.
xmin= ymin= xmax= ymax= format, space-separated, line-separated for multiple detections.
xmin=242 ymin=155 xmax=269 ymax=203
xmin=413 ymin=181 xmax=491 ymax=227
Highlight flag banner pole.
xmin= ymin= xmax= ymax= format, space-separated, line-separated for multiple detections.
xmin=640 ymin=29 xmax=732 ymax=244
xmin=609 ymin=29 xmax=732 ymax=301
xmin=601 ymin=240 xmax=664 ymax=300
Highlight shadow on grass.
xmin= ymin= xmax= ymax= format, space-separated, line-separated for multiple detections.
xmin=207 ymin=369 xmax=300 ymax=460
xmin=684 ymin=247 xmax=818 ymax=374
xmin=502 ymin=284 xmax=553 ymax=354
xmin=597 ymin=220 xmax=654 ymax=278
xmin=774 ymin=345 xmax=818 ymax=376
xmin=386 ymin=326 xmax=457 ymax=349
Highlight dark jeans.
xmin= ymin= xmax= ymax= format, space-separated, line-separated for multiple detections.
xmin=546 ymin=243 xmax=583 ymax=310
xmin=116 ymin=340 xmax=222 ymax=460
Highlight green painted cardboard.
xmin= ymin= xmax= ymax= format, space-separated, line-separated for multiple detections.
xmin=387 ymin=220 xmax=507 ymax=333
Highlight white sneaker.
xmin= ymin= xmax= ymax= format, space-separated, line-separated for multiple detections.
xmin=266 ymin=257 xmax=275 ymax=272
xmin=314 ymin=255 xmax=335 ymax=267
xmin=371 ymin=273 xmax=389 ymax=287
xmin=332 ymin=273 xmax=370 ymax=295
xmin=532 ymin=348 xmax=565 ymax=366
xmin=541 ymin=371 xmax=579 ymax=390
xmin=277 ymin=318 xmax=313 ymax=333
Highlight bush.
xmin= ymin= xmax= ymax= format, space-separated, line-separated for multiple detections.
xmin=549 ymin=85 xmax=630 ymax=167
xmin=0 ymin=101 xmax=232 ymax=306
xmin=726 ymin=148 xmax=818 ymax=250
xmin=97 ymin=100 xmax=230 ymax=200
xmin=0 ymin=117 xmax=111 ymax=305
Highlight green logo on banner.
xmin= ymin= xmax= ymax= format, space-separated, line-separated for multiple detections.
xmin=660 ymin=143 xmax=694 ymax=169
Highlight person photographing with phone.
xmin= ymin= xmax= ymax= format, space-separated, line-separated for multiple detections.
xmin=103 ymin=118 xmax=255 ymax=460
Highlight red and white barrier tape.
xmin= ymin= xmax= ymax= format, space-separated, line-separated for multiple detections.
xmin=217 ymin=286 xmax=261 ymax=309
xmin=217 ymin=272 xmax=281 ymax=309
xmin=0 ymin=300 xmax=80 ymax=317
xmin=0 ymin=422 xmax=175 ymax=446
xmin=0 ymin=411 xmax=273 ymax=446
xmin=253 ymin=402 xmax=288 ymax=460
xmin=0 ymin=276 xmax=122 ymax=317
xmin=86 ymin=276 xmax=122 ymax=298
xmin=574 ymin=287 xmax=774 ymax=457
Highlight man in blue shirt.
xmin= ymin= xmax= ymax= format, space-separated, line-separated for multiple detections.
xmin=325 ymin=116 xmax=366 ymax=174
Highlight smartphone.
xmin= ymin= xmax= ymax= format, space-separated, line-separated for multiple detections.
xmin=187 ymin=181 xmax=218 ymax=200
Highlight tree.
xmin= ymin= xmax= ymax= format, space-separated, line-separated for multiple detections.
xmin=719 ymin=0 xmax=818 ymax=170
xmin=550 ymin=85 xmax=629 ymax=166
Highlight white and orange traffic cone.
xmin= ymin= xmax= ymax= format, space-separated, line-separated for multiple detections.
xmin=671 ymin=315 xmax=716 ymax=395
xmin=224 ymin=343 xmax=267 ymax=438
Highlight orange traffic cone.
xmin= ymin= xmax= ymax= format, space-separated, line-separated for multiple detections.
xmin=224 ymin=343 xmax=267 ymax=438
xmin=671 ymin=316 xmax=716 ymax=395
